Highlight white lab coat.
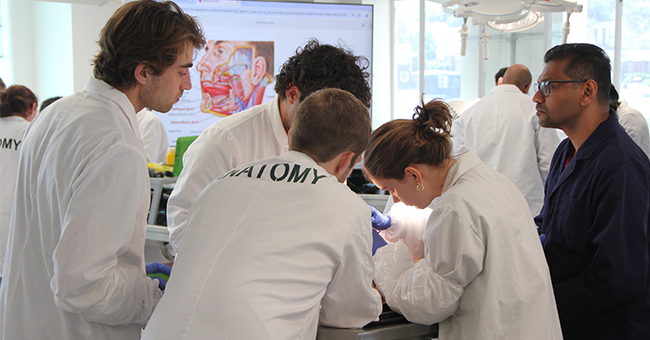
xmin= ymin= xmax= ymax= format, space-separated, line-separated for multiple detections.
xmin=0 ymin=116 xmax=30 ymax=278
xmin=136 ymin=108 xmax=169 ymax=163
xmin=143 ymin=151 xmax=382 ymax=340
xmin=452 ymin=84 xmax=560 ymax=216
xmin=0 ymin=78 xmax=161 ymax=340
xmin=373 ymin=151 xmax=562 ymax=340
xmin=167 ymin=95 xmax=288 ymax=251
xmin=617 ymin=100 xmax=650 ymax=158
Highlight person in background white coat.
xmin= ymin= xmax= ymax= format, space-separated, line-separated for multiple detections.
xmin=365 ymin=99 xmax=562 ymax=340
xmin=142 ymin=89 xmax=382 ymax=339
xmin=0 ymin=85 xmax=38 ymax=287
xmin=453 ymin=64 xmax=561 ymax=216
xmin=167 ymin=39 xmax=376 ymax=253
xmin=609 ymin=84 xmax=650 ymax=158
xmin=0 ymin=2 xmax=205 ymax=339
xmin=137 ymin=108 xmax=169 ymax=163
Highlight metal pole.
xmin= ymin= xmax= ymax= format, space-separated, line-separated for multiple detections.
xmin=614 ymin=0 xmax=623 ymax=90
xmin=478 ymin=24 xmax=486 ymax=98
xmin=419 ymin=0 xmax=426 ymax=98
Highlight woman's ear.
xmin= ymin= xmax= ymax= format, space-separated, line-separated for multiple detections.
xmin=404 ymin=166 xmax=422 ymax=183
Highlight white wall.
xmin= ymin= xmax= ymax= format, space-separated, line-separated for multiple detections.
xmin=2 ymin=0 xmax=113 ymax=102
xmin=70 ymin=2 xmax=120 ymax=92
xmin=34 ymin=1 xmax=75 ymax=101
xmin=2 ymin=0 xmax=36 ymax=90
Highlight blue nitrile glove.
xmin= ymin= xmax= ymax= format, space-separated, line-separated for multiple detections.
xmin=540 ymin=234 xmax=547 ymax=244
xmin=370 ymin=205 xmax=392 ymax=230
xmin=146 ymin=262 xmax=172 ymax=290
xmin=372 ymin=229 xmax=388 ymax=255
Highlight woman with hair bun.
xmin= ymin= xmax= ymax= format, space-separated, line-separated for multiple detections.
xmin=0 ymin=85 xmax=38 ymax=286
xmin=364 ymin=98 xmax=562 ymax=339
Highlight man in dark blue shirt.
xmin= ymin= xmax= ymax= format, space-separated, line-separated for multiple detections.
xmin=534 ymin=43 xmax=650 ymax=339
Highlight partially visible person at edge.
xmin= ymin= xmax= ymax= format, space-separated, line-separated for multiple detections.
xmin=609 ymin=84 xmax=650 ymax=158
xmin=0 ymin=1 xmax=204 ymax=339
xmin=0 ymin=85 xmax=38 ymax=289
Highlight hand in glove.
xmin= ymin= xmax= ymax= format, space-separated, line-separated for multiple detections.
xmin=370 ymin=205 xmax=392 ymax=230
xmin=146 ymin=262 xmax=172 ymax=290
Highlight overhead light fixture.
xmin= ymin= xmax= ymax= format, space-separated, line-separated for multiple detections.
xmin=442 ymin=0 xmax=583 ymax=59
xmin=486 ymin=11 xmax=544 ymax=32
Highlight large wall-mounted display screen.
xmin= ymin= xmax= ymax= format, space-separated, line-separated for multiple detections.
xmin=159 ymin=0 xmax=374 ymax=146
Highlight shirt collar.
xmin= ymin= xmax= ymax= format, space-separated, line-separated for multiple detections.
xmin=489 ymin=84 xmax=522 ymax=95
xmin=573 ymin=110 xmax=618 ymax=162
xmin=83 ymin=77 xmax=139 ymax=137
xmin=281 ymin=150 xmax=333 ymax=179
xmin=265 ymin=95 xmax=289 ymax=148
xmin=441 ymin=150 xmax=482 ymax=194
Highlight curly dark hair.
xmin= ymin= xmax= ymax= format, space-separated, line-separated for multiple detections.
xmin=93 ymin=0 xmax=205 ymax=90
xmin=274 ymin=39 xmax=371 ymax=108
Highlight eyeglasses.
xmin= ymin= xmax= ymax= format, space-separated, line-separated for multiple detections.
xmin=533 ymin=79 xmax=588 ymax=97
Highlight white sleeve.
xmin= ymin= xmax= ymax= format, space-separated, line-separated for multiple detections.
xmin=451 ymin=116 xmax=467 ymax=156
xmin=50 ymin=142 xmax=161 ymax=326
xmin=533 ymin=116 xmax=561 ymax=183
xmin=619 ymin=111 xmax=648 ymax=147
xmin=138 ymin=113 xmax=169 ymax=164
xmin=166 ymin=130 xmax=239 ymax=252
xmin=319 ymin=209 xmax=383 ymax=328
xmin=380 ymin=202 xmax=431 ymax=260
xmin=373 ymin=205 xmax=483 ymax=325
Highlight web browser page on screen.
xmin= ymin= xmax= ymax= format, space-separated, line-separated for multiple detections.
xmin=159 ymin=0 xmax=373 ymax=146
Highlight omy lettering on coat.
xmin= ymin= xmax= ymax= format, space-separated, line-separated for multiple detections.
xmin=2 ymin=138 xmax=21 ymax=150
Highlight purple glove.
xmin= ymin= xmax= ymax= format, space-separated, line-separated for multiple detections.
xmin=146 ymin=262 xmax=172 ymax=290
xmin=370 ymin=205 xmax=392 ymax=230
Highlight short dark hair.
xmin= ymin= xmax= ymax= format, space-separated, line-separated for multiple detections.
xmin=544 ymin=43 xmax=611 ymax=105
xmin=609 ymin=84 xmax=619 ymax=111
xmin=364 ymin=98 xmax=453 ymax=180
xmin=0 ymin=77 xmax=6 ymax=93
xmin=275 ymin=39 xmax=371 ymax=108
xmin=93 ymin=0 xmax=205 ymax=90
xmin=40 ymin=96 xmax=63 ymax=112
xmin=495 ymin=67 xmax=508 ymax=84
xmin=289 ymin=88 xmax=371 ymax=164
xmin=0 ymin=85 xmax=38 ymax=119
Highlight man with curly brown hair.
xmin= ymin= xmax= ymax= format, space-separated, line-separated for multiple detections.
xmin=0 ymin=1 xmax=204 ymax=339
xmin=167 ymin=39 xmax=372 ymax=253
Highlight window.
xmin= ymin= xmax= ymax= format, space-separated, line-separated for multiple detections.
xmin=0 ymin=3 xmax=3 ymax=78
xmin=621 ymin=0 xmax=650 ymax=120
xmin=393 ymin=0 xmax=462 ymax=119
xmin=391 ymin=0 xmax=650 ymax=123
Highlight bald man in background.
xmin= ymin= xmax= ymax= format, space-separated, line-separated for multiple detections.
xmin=453 ymin=64 xmax=561 ymax=216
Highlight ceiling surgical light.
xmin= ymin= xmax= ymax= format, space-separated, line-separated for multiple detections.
xmin=486 ymin=11 xmax=543 ymax=33
xmin=442 ymin=0 xmax=583 ymax=59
